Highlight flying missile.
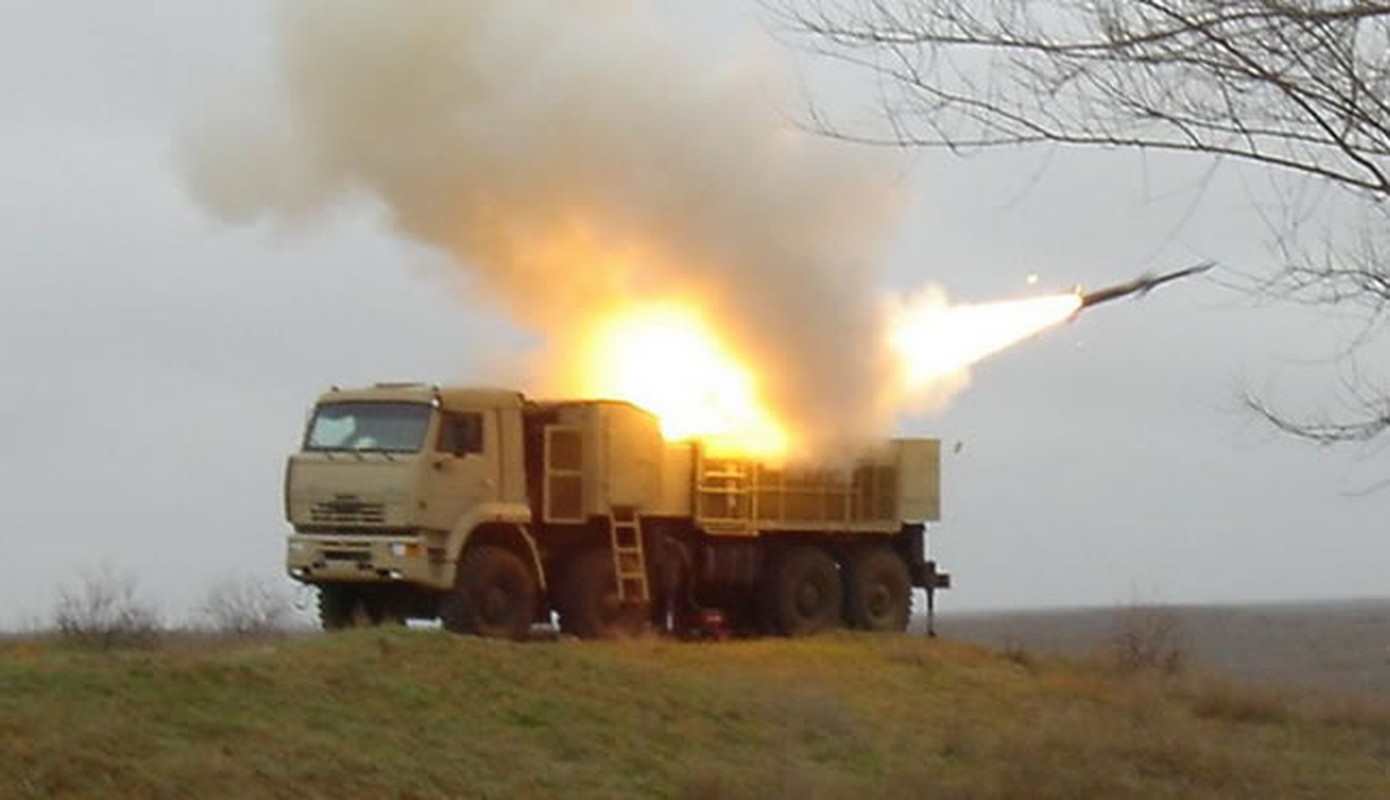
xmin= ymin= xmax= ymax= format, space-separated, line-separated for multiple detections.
xmin=1077 ymin=261 xmax=1214 ymax=310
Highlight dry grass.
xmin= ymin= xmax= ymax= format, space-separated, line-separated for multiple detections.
xmin=1 ymin=630 xmax=1388 ymax=799
xmin=1190 ymin=682 xmax=1291 ymax=725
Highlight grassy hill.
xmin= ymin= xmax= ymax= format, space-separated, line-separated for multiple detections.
xmin=3 ymin=629 xmax=1388 ymax=799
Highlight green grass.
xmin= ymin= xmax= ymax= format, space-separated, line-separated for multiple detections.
xmin=2 ymin=630 xmax=1388 ymax=799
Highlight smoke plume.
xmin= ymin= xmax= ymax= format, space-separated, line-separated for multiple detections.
xmin=183 ymin=0 xmax=908 ymax=452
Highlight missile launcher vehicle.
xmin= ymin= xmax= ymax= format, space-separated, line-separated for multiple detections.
xmin=285 ymin=384 xmax=948 ymax=639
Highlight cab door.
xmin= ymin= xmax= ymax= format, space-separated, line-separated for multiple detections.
xmin=419 ymin=408 xmax=500 ymax=532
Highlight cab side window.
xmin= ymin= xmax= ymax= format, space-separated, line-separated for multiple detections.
xmin=437 ymin=412 xmax=483 ymax=455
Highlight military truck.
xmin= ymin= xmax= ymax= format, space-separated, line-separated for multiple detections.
xmin=285 ymin=383 xmax=949 ymax=639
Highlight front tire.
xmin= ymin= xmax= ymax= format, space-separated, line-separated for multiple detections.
xmin=762 ymin=546 xmax=842 ymax=637
xmin=440 ymin=545 xmax=537 ymax=640
xmin=844 ymin=547 xmax=911 ymax=632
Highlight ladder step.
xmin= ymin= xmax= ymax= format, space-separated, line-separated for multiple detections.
xmin=607 ymin=508 xmax=649 ymax=604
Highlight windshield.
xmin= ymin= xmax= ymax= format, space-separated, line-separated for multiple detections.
xmin=304 ymin=401 xmax=432 ymax=453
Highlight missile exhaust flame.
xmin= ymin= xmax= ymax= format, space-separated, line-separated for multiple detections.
xmin=888 ymin=292 xmax=1082 ymax=390
xmin=887 ymin=264 xmax=1210 ymax=393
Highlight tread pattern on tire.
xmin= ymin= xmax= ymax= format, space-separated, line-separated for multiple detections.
xmin=844 ymin=546 xmax=911 ymax=632
xmin=762 ymin=546 xmax=842 ymax=637
xmin=440 ymin=545 xmax=537 ymax=640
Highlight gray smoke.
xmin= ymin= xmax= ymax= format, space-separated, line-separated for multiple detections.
xmin=182 ymin=0 xmax=907 ymax=452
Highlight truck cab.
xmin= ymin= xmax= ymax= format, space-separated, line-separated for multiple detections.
xmin=285 ymin=384 xmax=541 ymax=631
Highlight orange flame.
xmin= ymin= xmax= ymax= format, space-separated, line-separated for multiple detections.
xmin=577 ymin=302 xmax=790 ymax=457
xmin=888 ymin=292 xmax=1082 ymax=392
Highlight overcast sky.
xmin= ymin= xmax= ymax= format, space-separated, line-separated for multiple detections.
xmin=1 ymin=1 xmax=1383 ymax=630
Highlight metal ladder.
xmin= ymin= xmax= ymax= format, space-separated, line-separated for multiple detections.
xmin=694 ymin=457 xmax=755 ymax=536
xmin=607 ymin=505 xmax=649 ymax=604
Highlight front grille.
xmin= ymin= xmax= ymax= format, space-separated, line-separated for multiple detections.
xmin=295 ymin=526 xmax=403 ymax=536
xmin=322 ymin=549 xmax=371 ymax=562
xmin=310 ymin=495 xmax=386 ymax=525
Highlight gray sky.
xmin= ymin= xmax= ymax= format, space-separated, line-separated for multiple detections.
xmin=1 ymin=1 xmax=1383 ymax=629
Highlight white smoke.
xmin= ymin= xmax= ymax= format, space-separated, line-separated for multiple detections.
xmin=182 ymin=0 xmax=911 ymax=450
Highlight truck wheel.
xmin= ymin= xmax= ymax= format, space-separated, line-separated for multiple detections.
xmin=318 ymin=585 xmax=371 ymax=630
xmin=558 ymin=549 xmax=647 ymax=639
xmin=440 ymin=545 xmax=537 ymax=640
xmin=763 ymin=546 xmax=842 ymax=637
xmin=844 ymin=547 xmax=911 ymax=632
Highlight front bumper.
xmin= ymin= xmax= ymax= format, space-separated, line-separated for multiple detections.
xmin=286 ymin=534 xmax=452 ymax=590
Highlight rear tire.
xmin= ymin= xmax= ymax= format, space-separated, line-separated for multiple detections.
xmin=440 ymin=545 xmax=537 ymax=640
xmin=558 ymin=549 xmax=647 ymax=639
xmin=844 ymin=547 xmax=911 ymax=632
xmin=762 ymin=546 xmax=842 ymax=637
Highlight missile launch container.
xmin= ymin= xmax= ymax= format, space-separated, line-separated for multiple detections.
xmin=285 ymin=383 xmax=948 ymax=638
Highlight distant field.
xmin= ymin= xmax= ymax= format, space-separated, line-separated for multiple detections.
xmin=4 ymin=628 xmax=1390 ymax=799
xmin=934 ymin=598 xmax=1390 ymax=693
